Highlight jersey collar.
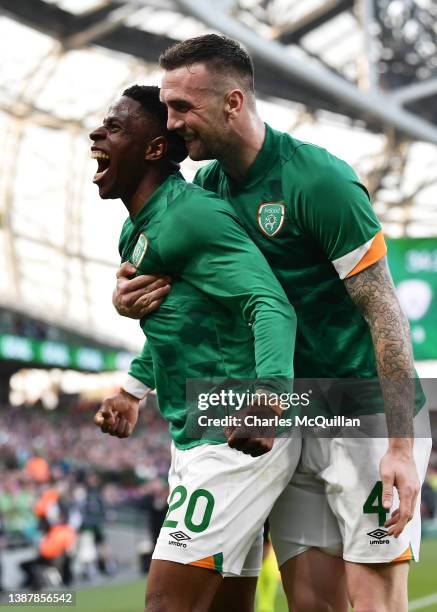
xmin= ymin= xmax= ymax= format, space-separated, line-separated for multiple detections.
xmin=132 ymin=172 xmax=185 ymax=228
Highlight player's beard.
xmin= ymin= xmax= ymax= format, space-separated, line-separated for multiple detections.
xmin=186 ymin=130 xmax=229 ymax=162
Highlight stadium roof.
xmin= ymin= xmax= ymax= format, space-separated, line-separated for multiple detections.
xmin=0 ymin=0 xmax=436 ymax=349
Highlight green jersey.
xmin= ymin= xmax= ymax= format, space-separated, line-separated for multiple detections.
xmin=194 ymin=124 xmax=384 ymax=380
xmin=194 ymin=125 xmax=425 ymax=416
xmin=121 ymin=172 xmax=296 ymax=448
xmin=130 ymin=126 xmax=423 ymax=416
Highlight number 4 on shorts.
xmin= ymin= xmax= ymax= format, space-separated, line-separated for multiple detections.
xmin=363 ymin=481 xmax=389 ymax=527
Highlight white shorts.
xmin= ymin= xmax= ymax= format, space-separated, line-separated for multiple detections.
xmin=153 ymin=434 xmax=301 ymax=576
xmin=270 ymin=408 xmax=432 ymax=565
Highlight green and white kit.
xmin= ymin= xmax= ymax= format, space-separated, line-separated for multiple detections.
xmin=119 ymin=171 xmax=300 ymax=573
xmin=127 ymin=125 xmax=430 ymax=565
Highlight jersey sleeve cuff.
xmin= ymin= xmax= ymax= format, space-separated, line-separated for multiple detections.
xmin=122 ymin=374 xmax=152 ymax=400
xmin=332 ymin=231 xmax=387 ymax=279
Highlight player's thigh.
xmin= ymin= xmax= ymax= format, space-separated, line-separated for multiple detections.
xmin=345 ymin=560 xmax=409 ymax=612
xmin=209 ymin=577 xmax=257 ymax=612
xmin=269 ymin=445 xmax=347 ymax=612
xmin=146 ymin=559 xmax=222 ymax=612
xmin=209 ymin=528 xmax=263 ymax=612
xmin=280 ymin=548 xmax=348 ymax=612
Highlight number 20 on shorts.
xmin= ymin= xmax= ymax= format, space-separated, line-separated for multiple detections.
xmin=163 ymin=485 xmax=215 ymax=533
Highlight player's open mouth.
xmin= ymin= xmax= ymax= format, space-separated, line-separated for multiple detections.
xmin=91 ymin=150 xmax=111 ymax=183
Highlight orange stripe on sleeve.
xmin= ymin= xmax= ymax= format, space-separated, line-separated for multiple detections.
xmin=345 ymin=231 xmax=387 ymax=278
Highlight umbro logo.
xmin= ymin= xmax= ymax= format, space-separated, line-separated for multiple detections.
xmin=169 ymin=531 xmax=191 ymax=542
xmin=367 ymin=529 xmax=390 ymax=544
xmin=367 ymin=529 xmax=388 ymax=540
xmin=168 ymin=531 xmax=191 ymax=547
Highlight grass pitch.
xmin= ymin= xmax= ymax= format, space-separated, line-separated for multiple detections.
xmin=4 ymin=540 xmax=437 ymax=612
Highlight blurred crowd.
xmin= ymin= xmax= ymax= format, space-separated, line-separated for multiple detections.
xmin=0 ymin=399 xmax=169 ymax=476
xmin=0 ymin=398 xmax=171 ymax=590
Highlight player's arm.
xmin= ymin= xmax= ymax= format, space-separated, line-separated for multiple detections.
xmin=343 ymin=258 xmax=414 ymax=437
xmin=95 ymin=342 xmax=155 ymax=438
xmin=297 ymin=153 xmax=418 ymax=536
xmin=125 ymin=340 xmax=156 ymax=394
xmin=160 ymin=193 xmax=296 ymax=388
xmin=343 ymin=258 xmax=419 ymax=537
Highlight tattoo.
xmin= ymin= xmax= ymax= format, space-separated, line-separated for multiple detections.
xmin=344 ymin=257 xmax=414 ymax=437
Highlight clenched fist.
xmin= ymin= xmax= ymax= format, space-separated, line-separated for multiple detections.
xmin=94 ymin=389 xmax=140 ymax=438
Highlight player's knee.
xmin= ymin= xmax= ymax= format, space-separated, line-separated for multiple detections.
xmin=145 ymin=591 xmax=177 ymax=612
xmin=350 ymin=597 xmax=390 ymax=612
xmin=145 ymin=589 xmax=208 ymax=612
xmin=353 ymin=607 xmax=388 ymax=612
xmin=292 ymin=603 xmax=338 ymax=612
xmin=289 ymin=592 xmax=340 ymax=612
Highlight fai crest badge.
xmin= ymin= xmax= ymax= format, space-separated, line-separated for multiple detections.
xmin=257 ymin=203 xmax=285 ymax=237
xmin=131 ymin=233 xmax=148 ymax=268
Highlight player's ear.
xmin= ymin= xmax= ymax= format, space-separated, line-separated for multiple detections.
xmin=224 ymin=89 xmax=244 ymax=119
xmin=145 ymin=136 xmax=167 ymax=161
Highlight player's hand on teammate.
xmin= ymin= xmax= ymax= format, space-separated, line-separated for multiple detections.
xmin=94 ymin=389 xmax=140 ymax=438
xmin=225 ymin=398 xmax=277 ymax=457
xmin=380 ymin=445 xmax=420 ymax=538
xmin=113 ymin=261 xmax=171 ymax=319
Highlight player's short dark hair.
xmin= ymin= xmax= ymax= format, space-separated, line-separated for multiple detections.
xmin=159 ymin=34 xmax=255 ymax=94
xmin=122 ymin=84 xmax=187 ymax=164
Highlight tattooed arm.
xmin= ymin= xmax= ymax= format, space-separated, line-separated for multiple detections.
xmin=344 ymin=256 xmax=420 ymax=537
xmin=344 ymin=257 xmax=414 ymax=437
